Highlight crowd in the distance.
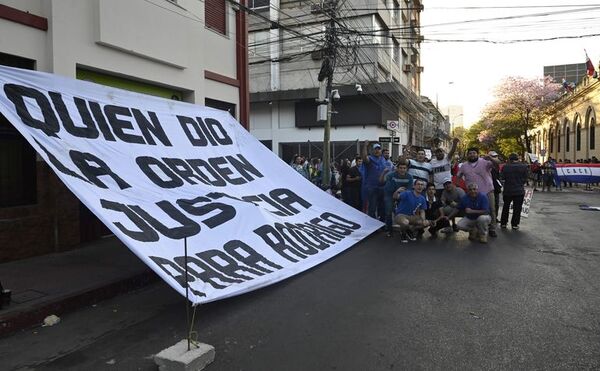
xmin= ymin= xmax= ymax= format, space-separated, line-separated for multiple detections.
xmin=291 ymin=139 xmax=532 ymax=244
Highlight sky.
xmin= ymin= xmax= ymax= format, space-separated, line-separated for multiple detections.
xmin=420 ymin=0 xmax=600 ymax=127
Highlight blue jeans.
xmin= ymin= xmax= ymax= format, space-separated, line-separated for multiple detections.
xmin=384 ymin=194 xmax=394 ymax=231
xmin=366 ymin=187 xmax=384 ymax=220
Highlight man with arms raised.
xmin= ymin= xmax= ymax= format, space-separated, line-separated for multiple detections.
xmin=361 ymin=141 xmax=386 ymax=220
xmin=430 ymin=138 xmax=459 ymax=198
xmin=457 ymin=147 xmax=501 ymax=237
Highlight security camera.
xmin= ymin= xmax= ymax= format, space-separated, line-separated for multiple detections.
xmin=355 ymin=84 xmax=363 ymax=94
xmin=331 ymin=89 xmax=341 ymax=101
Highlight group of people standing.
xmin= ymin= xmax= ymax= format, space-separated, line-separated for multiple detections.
xmin=336 ymin=140 xmax=529 ymax=244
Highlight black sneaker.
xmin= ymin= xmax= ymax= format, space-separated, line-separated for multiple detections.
xmin=400 ymin=232 xmax=409 ymax=243
xmin=500 ymin=224 xmax=507 ymax=229
xmin=511 ymin=225 xmax=519 ymax=230
xmin=429 ymin=227 xmax=438 ymax=238
xmin=489 ymin=230 xmax=498 ymax=238
xmin=406 ymin=231 xmax=417 ymax=241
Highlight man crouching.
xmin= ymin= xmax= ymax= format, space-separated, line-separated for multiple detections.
xmin=393 ymin=179 xmax=430 ymax=243
xmin=448 ymin=182 xmax=492 ymax=243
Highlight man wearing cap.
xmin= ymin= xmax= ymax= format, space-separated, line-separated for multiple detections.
xmin=500 ymin=153 xmax=529 ymax=230
xmin=361 ymin=140 xmax=387 ymax=220
xmin=457 ymin=147 xmax=501 ymax=237
xmin=430 ymin=138 xmax=459 ymax=199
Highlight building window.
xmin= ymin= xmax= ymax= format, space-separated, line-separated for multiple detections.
xmin=557 ymin=130 xmax=561 ymax=152
xmin=206 ymin=0 xmax=227 ymax=35
xmin=373 ymin=15 xmax=384 ymax=45
xmin=392 ymin=39 xmax=400 ymax=63
xmin=591 ymin=119 xmax=596 ymax=150
xmin=76 ymin=69 xmax=184 ymax=100
xmin=259 ymin=140 xmax=273 ymax=150
xmin=566 ymin=126 xmax=570 ymax=152
xmin=549 ymin=129 xmax=554 ymax=152
xmin=205 ymin=98 xmax=236 ymax=118
xmin=576 ymin=123 xmax=581 ymax=151
xmin=249 ymin=0 xmax=269 ymax=10
xmin=0 ymin=116 xmax=37 ymax=207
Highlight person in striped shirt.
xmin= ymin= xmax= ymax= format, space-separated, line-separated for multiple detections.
xmin=408 ymin=149 xmax=433 ymax=185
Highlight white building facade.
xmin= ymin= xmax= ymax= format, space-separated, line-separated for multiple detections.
xmin=0 ymin=0 xmax=250 ymax=261
xmin=248 ymin=0 xmax=430 ymax=162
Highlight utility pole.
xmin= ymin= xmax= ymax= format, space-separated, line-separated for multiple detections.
xmin=317 ymin=0 xmax=337 ymax=189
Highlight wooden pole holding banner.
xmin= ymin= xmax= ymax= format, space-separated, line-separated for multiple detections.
xmin=185 ymin=237 xmax=190 ymax=351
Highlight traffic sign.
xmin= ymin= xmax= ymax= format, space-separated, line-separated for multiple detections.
xmin=379 ymin=137 xmax=400 ymax=143
xmin=386 ymin=120 xmax=399 ymax=131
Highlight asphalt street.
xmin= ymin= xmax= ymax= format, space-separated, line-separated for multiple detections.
xmin=2 ymin=188 xmax=600 ymax=371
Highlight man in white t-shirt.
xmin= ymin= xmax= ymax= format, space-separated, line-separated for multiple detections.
xmin=408 ymin=149 xmax=432 ymax=184
xmin=430 ymin=138 xmax=459 ymax=198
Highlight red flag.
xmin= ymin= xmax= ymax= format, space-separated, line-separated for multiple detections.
xmin=585 ymin=50 xmax=595 ymax=76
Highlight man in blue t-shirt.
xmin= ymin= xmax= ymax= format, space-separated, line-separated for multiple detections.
xmin=381 ymin=158 xmax=413 ymax=236
xmin=361 ymin=140 xmax=386 ymax=220
xmin=448 ymin=182 xmax=492 ymax=243
xmin=393 ymin=179 xmax=429 ymax=242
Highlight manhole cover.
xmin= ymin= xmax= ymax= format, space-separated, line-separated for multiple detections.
xmin=11 ymin=289 xmax=48 ymax=304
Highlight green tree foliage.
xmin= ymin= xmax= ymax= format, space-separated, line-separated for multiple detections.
xmin=483 ymin=76 xmax=562 ymax=154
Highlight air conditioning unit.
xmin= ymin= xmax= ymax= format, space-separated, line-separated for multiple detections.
xmin=403 ymin=64 xmax=413 ymax=73
xmin=417 ymin=66 xmax=424 ymax=73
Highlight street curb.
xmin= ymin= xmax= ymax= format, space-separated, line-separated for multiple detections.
xmin=0 ymin=270 xmax=158 ymax=338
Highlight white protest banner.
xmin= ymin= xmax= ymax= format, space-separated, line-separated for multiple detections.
xmin=526 ymin=153 xmax=538 ymax=163
xmin=0 ymin=66 xmax=382 ymax=304
xmin=520 ymin=187 xmax=534 ymax=218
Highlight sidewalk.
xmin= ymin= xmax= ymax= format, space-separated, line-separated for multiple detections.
xmin=0 ymin=236 xmax=157 ymax=337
